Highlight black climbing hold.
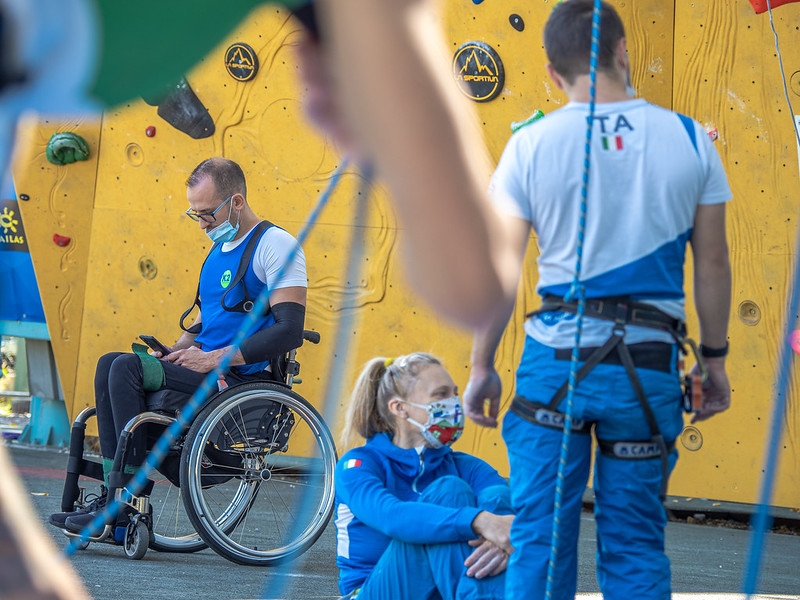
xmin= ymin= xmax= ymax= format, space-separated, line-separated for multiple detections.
xmin=510 ymin=14 xmax=525 ymax=32
xmin=142 ymin=77 xmax=215 ymax=140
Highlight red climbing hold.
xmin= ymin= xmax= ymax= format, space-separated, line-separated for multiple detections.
xmin=707 ymin=129 xmax=719 ymax=142
xmin=145 ymin=126 xmax=156 ymax=137
xmin=53 ymin=233 xmax=71 ymax=247
xmin=748 ymin=0 xmax=800 ymax=13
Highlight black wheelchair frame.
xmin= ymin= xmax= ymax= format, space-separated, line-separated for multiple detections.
xmin=58 ymin=330 xmax=338 ymax=564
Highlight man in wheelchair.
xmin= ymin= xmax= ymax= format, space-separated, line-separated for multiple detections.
xmin=49 ymin=157 xmax=308 ymax=535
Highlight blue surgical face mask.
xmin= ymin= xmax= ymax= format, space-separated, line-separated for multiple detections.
xmin=206 ymin=199 xmax=240 ymax=243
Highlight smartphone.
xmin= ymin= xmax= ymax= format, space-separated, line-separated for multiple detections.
xmin=139 ymin=335 xmax=171 ymax=356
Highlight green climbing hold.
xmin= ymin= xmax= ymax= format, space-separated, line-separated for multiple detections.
xmin=46 ymin=132 xmax=90 ymax=165
xmin=510 ymin=110 xmax=545 ymax=134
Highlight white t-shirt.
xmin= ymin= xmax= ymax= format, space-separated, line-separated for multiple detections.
xmin=490 ymin=99 xmax=732 ymax=347
xmin=220 ymin=224 xmax=307 ymax=290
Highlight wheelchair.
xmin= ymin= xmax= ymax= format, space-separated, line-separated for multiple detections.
xmin=57 ymin=330 xmax=338 ymax=565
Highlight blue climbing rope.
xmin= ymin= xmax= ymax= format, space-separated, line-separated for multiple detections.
xmin=544 ymin=2 xmax=602 ymax=598
xmin=63 ymin=158 xmax=351 ymax=556
xmin=260 ymin=164 xmax=374 ymax=600
xmin=742 ymin=0 xmax=800 ymax=595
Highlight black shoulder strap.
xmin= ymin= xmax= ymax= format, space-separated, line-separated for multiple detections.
xmin=221 ymin=220 xmax=274 ymax=314
xmin=179 ymin=242 xmax=217 ymax=334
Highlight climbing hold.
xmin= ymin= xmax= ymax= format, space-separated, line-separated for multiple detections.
xmin=748 ymin=0 xmax=800 ymax=14
xmin=143 ymin=77 xmax=215 ymax=139
xmin=509 ymin=14 xmax=525 ymax=32
xmin=707 ymin=128 xmax=719 ymax=142
xmin=138 ymin=257 xmax=158 ymax=280
xmin=511 ymin=110 xmax=545 ymax=133
xmin=790 ymin=330 xmax=800 ymax=355
xmin=145 ymin=126 xmax=156 ymax=137
xmin=738 ymin=300 xmax=761 ymax=326
xmin=53 ymin=233 xmax=71 ymax=247
xmin=18 ymin=194 xmax=29 ymax=201
xmin=46 ymin=132 xmax=90 ymax=165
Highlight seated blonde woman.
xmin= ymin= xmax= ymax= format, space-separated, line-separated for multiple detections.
xmin=335 ymin=352 xmax=514 ymax=600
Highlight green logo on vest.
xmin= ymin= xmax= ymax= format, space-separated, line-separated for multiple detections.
xmin=220 ymin=269 xmax=232 ymax=288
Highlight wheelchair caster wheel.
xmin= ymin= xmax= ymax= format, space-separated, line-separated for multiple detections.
xmin=123 ymin=520 xmax=149 ymax=560
xmin=75 ymin=539 xmax=90 ymax=551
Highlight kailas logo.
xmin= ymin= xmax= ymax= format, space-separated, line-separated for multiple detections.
xmin=0 ymin=201 xmax=27 ymax=251
xmin=0 ymin=206 xmax=18 ymax=234
xmin=220 ymin=269 xmax=232 ymax=289
xmin=452 ymin=41 xmax=505 ymax=102
xmin=224 ymin=43 xmax=259 ymax=82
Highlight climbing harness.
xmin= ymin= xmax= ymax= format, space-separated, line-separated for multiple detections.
xmin=514 ymin=295 xmax=705 ymax=498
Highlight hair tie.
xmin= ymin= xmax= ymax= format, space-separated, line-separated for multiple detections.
xmin=384 ymin=357 xmax=395 ymax=368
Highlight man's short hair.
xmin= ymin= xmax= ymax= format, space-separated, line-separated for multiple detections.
xmin=186 ymin=157 xmax=247 ymax=199
xmin=544 ymin=0 xmax=626 ymax=85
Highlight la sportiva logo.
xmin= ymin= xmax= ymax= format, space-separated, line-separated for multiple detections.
xmin=224 ymin=43 xmax=259 ymax=82
xmin=452 ymin=41 xmax=505 ymax=103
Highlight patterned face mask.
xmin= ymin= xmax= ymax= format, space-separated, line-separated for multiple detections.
xmin=402 ymin=396 xmax=464 ymax=449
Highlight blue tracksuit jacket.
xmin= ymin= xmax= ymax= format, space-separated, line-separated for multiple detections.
xmin=334 ymin=433 xmax=510 ymax=595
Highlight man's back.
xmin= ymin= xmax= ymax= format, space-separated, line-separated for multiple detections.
xmin=489 ymin=98 xmax=731 ymax=346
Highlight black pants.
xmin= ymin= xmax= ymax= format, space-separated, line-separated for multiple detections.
xmin=94 ymin=352 xmax=271 ymax=466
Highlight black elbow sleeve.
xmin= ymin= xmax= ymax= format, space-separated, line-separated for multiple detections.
xmin=239 ymin=302 xmax=306 ymax=365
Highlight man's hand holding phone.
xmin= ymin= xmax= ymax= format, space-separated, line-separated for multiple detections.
xmin=139 ymin=335 xmax=172 ymax=358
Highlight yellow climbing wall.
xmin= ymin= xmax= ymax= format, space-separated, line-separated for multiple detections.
xmin=10 ymin=1 xmax=800 ymax=507
xmin=671 ymin=0 xmax=800 ymax=507
xmin=12 ymin=117 xmax=101 ymax=412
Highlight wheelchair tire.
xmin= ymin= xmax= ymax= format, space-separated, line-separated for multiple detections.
xmin=180 ymin=381 xmax=337 ymax=566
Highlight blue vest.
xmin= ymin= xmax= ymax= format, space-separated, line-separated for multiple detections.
xmin=194 ymin=224 xmax=275 ymax=374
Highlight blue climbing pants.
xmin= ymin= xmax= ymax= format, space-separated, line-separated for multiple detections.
xmin=358 ymin=476 xmax=507 ymax=600
xmin=503 ymin=336 xmax=683 ymax=600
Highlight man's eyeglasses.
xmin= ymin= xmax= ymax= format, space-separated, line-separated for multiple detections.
xmin=185 ymin=195 xmax=233 ymax=223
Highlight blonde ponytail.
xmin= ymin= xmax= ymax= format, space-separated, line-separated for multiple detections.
xmin=339 ymin=353 xmax=442 ymax=449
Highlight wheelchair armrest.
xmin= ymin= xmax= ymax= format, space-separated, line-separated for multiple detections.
xmin=303 ymin=330 xmax=320 ymax=344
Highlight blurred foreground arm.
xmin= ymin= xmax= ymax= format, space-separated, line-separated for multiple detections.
xmin=0 ymin=443 xmax=90 ymax=600
xmin=312 ymin=0 xmax=518 ymax=327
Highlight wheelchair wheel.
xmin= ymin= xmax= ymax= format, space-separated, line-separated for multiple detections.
xmin=180 ymin=382 xmax=337 ymax=566
xmin=123 ymin=520 xmax=149 ymax=560
xmin=148 ymin=474 xmax=207 ymax=553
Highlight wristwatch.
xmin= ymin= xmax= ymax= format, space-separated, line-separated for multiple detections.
xmin=699 ymin=342 xmax=729 ymax=358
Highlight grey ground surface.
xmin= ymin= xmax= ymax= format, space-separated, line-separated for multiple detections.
xmin=8 ymin=443 xmax=800 ymax=600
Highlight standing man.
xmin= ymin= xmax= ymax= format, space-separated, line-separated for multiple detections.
xmin=50 ymin=157 xmax=308 ymax=532
xmin=463 ymin=2 xmax=732 ymax=599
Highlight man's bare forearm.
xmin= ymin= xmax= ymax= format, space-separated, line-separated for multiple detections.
xmin=694 ymin=257 xmax=731 ymax=349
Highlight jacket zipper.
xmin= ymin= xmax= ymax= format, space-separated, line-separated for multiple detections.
xmin=411 ymin=451 xmax=425 ymax=493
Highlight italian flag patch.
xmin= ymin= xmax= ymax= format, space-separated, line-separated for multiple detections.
xmin=601 ymin=135 xmax=624 ymax=150
xmin=344 ymin=459 xmax=362 ymax=470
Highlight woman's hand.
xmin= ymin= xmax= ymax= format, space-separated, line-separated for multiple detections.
xmin=465 ymin=538 xmax=508 ymax=578
xmin=471 ymin=511 xmax=514 ymax=555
